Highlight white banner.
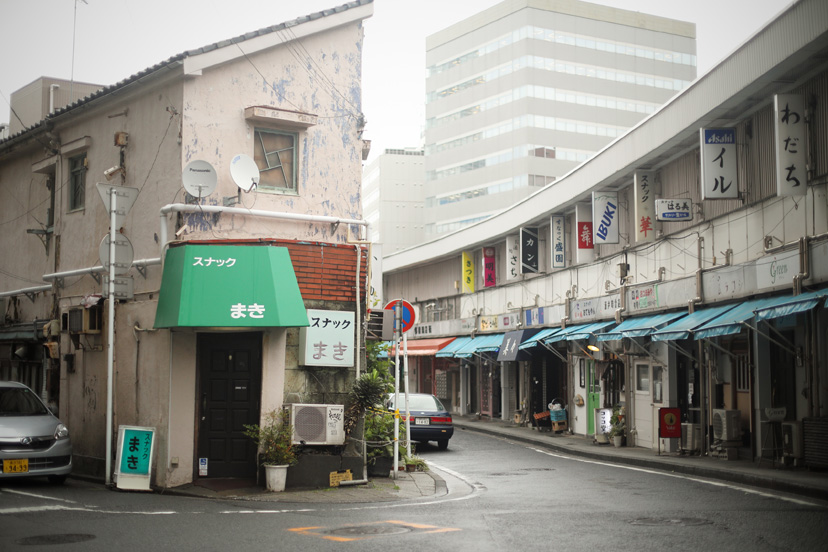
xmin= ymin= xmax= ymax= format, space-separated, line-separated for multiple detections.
xmin=299 ymin=310 xmax=355 ymax=367
xmin=700 ymin=128 xmax=738 ymax=200
xmin=634 ymin=171 xmax=655 ymax=243
xmin=506 ymin=235 xmax=520 ymax=281
xmin=550 ymin=215 xmax=566 ymax=269
xmin=774 ymin=94 xmax=807 ymax=197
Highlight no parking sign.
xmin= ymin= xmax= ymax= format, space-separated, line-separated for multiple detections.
xmin=384 ymin=299 xmax=416 ymax=333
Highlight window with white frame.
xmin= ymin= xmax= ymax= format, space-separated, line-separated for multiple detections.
xmin=636 ymin=363 xmax=650 ymax=393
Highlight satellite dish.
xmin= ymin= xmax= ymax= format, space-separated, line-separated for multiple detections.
xmin=230 ymin=154 xmax=260 ymax=192
xmin=182 ymin=160 xmax=217 ymax=199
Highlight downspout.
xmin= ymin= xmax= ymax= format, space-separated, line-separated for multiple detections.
xmin=793 ymin=236 xmax=809 ymax=296
xmin=347 ymin=226 xmax=372 ymax=380
xmin=49 ymin=84 xmax=60 ymax=114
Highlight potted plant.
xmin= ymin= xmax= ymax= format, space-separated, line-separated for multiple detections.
xmin=402 ymin=454 xmax=429 ymax=472
xmin=608 ymin=404 xmax=626 ymax=448
xmin=243 ymin=409 xmax=297 ymax=491
xmin=364 ymin=408 xmax=399 ymax=476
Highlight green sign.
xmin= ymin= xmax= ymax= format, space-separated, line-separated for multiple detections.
xmin=154 ymin=245 xmax=309 ymax=328
xmin=119 ymin=428 xmax=153 ymax=476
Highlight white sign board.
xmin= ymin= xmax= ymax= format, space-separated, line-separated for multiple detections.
xmin=700 ymin=128 xmax=739 ymax=200
xmin=656 ymin=199 xmax=693 ymax=221
xmin=634 ymin=171 xmax=656 ymax=243
xmin=506 ymin=234 xmax=520 ymax=281
xmin=550 ymin=215 xmax=566 ymax=269
xmin=593 ymin=191 xmax=619 ymax=245
xmin=299 ymin=309 xmax=356 ymax=367
xmin=774 ymin=94 xmax=807 ymax=197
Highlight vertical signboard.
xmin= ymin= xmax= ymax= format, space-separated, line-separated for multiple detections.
xmin=506 ymin=235 xmax=520 ymax=281
xmin=774 ymin=94 xmax=807 ymax=197
xmin=483 ymin=247 xmax=497 ymax=288
xmin=593 ymin=191 xmax=619 ymax=245
xmin=299 ymin=309 xmax=356 ymax=367
xmin=115 ymin=425 xmax=155 ymax=491
xmin=550 ymin=215 xmax=566 ymax=269
xmin=520 ymin=227 xmax=539 ymax=274
xmin=369 ymin=243 xmax=383 ymax=311
xmin=461 ymin=251 xmax=475 ymax=293
xmin=576 ymin=203 xmax=595 ymax=264
xmin=700 ymin=128 xmax=738 ymax=200
xmin=634 ymin=171 xmax=655 ymax=243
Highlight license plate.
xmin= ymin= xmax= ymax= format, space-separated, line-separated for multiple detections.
xmin=4 ymin=459 xmax=29 ymax=473
xmin=415 ymin=418 xmax=430 ymax=425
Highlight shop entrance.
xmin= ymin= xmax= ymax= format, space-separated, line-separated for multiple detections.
xmin=196 ymin=332 xmax=262 ymax=479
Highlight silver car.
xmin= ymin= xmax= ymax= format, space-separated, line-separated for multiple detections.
xmin=0 ymin=381 xmax=72 ymax=484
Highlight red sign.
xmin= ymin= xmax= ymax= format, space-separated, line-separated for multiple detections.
xmin=384 ymin=299 xmax=416 ymax=333
xmin=483 ymin=247 xmax=496 ymax=288
xmin=577 ymin=221 xmax=593 ymax=249
xmin=659 ymin=407 xmax=681 ymax=438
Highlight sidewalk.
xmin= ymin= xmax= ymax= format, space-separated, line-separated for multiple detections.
xmin=452 ymin=415 xmax=828 ymax=501
xmin=161 ymin=468 xmax=444 ymax=504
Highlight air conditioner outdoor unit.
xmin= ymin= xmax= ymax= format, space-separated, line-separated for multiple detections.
xmin=66 ymin=306 xmax=102 ymax=334
xmin=681 ymin=423 xmax=701 ymax=452
xmin=286 ymin=404 xmax=345 ymax=446
xmin=712 ymin=409 xmax=741 ymax=441
xmin=782 ymin=421 xmax=803 ymax=459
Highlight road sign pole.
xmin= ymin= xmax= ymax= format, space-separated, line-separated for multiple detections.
xmin=403 ymin=329 xmax=411 ymax=458
xmin=392 ymin=303 xmax=401 ymax=479
xmin=106 ymin=188 xmax=116 ymax=486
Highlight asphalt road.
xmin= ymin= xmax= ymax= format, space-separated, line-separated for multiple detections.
xmin=2 ymin=429 xmax=827 ymax=551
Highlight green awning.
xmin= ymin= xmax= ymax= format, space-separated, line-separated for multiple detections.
xmin=154 ymin=245 xmax=309 ymax=328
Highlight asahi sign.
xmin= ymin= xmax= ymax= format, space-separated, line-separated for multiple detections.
xmin=700 ymin=128 xmax=738 ymax=200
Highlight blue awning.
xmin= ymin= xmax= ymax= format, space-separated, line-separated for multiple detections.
xmin=565 ymin=321 xmax=615 ymax=341
xmin=518 ymin=327 xmax=562 ymax=350
xmin=545 ymin=323 xmax=591 ymax=343
xmin=451 ymin=333 xmax=504 ymax=358
xmin=597 ymin=312 xmax=687 ymax=341
xmin=754 ymin=288 xmax=828 ymax=321
xmin=435 ymin=336 xmax=473 ymax=358
xmin=693 ymin=297 xmax=781 ymax=340
xmin=651 ymin=304 xmax=738 ymax=342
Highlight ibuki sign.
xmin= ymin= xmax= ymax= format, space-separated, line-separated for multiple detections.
xmin=299 ymin=309 xmax=355 ymax=367
xmin=592 ymin=191 xmax=619 ymax=244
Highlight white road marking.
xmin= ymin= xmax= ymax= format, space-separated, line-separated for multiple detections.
xmin=0 ymin=488 xmax=78 ymax=503
xmin=526 ymin=445 xmax=823 ymax=507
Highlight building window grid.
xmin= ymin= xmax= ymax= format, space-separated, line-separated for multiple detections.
xmin=427 ymin=144 xmax=592 ymax=182
xmin=68 ymin=154 xmax=86 ymax=211
xmin=427 ymin=112 xmax=627 ymax=155
xmin=428 ymin=24 xmax=696 ymax=77
xmin=254 ymin=128 xmax=297 ymax=193
xmin=428 ymin=54 xmax=690 ymax=104
xmin=736 ymin=354 xmax=750 ymax=392
xmin=431 ymin=173 xmax=554 ymax=207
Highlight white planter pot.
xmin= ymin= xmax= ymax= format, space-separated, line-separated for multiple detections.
xmin=264 ymin=464 xmax=289 ymax=492
xmin=612 ymin=435 xmax=623 ymax=448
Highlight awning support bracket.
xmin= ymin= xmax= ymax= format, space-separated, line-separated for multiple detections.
xmin=539 ymin=341 xmax=568 ymax=362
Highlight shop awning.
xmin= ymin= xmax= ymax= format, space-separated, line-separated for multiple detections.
xmin=544 ymin=323 xmax=592 ymax=343
xmin=754 ymin=288 xmax=828 ymax=321
xmin=452 ymin=333 xmax=504 ymax=358
xmin=692 ymin=297 xmax=781 ymax=340
xmin=388 ymin=337 xmax=457 ymax=357
xmin=497 ymin=329 xmax=539 ymax=361
xmin=518 ymin=327 xmax=562 ymax=350
xmin=564 ymin=321 xmax=615 ymax=341
xmin=597 ymin=312 xmax=686 ymax=341
xmin=435 ymin=336 xmax=473 ymax=358
xmin=154 ymin=245 xmax=309 ymax=328
xmin=651 ymin=304 xmax=738 ymax=341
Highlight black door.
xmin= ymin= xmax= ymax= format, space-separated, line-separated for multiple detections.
xmin=196 ymin=332 xmax=262 ymax=478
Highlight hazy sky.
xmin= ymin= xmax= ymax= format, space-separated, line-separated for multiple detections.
xmin=1 ymin=0 xmax=793 ymax=160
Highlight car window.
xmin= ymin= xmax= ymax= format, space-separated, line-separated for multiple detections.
xmin=388 ymin=395 xmax=444 ymax=411
xmin=0 ymin=388 xmax=50 ymax=416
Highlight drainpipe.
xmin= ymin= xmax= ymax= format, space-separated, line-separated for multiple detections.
xmin=49 ymin=84 xmax=60 ymax=114
xmin=615 ymin=280 xmax=627 ymax=324
xmin=793 ymin=237 xmax=810 ymax=296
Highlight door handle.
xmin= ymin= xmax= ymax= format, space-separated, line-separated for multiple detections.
xmin=201 ymin=393 xmax=207 ymax=422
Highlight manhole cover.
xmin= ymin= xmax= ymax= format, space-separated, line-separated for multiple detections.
xmin=629 ymin=517 xmax=712 ymax=527
xmin=326 ymin=525 xmax=412 ymax=537
xmin=18 ymin=534 xmax=96 ymax=546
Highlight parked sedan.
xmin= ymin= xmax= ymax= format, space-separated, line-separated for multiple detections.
xmin=387 ymin=393 xmax=453 ymax=450
xmin=0 ymin=381 xmax=72 ymax=484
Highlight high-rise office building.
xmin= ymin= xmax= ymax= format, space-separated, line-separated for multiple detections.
xmin=423 ymin=0 xmax=697 ymax=237
xmin=362 ymin=148 xmax=425 ymax=253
